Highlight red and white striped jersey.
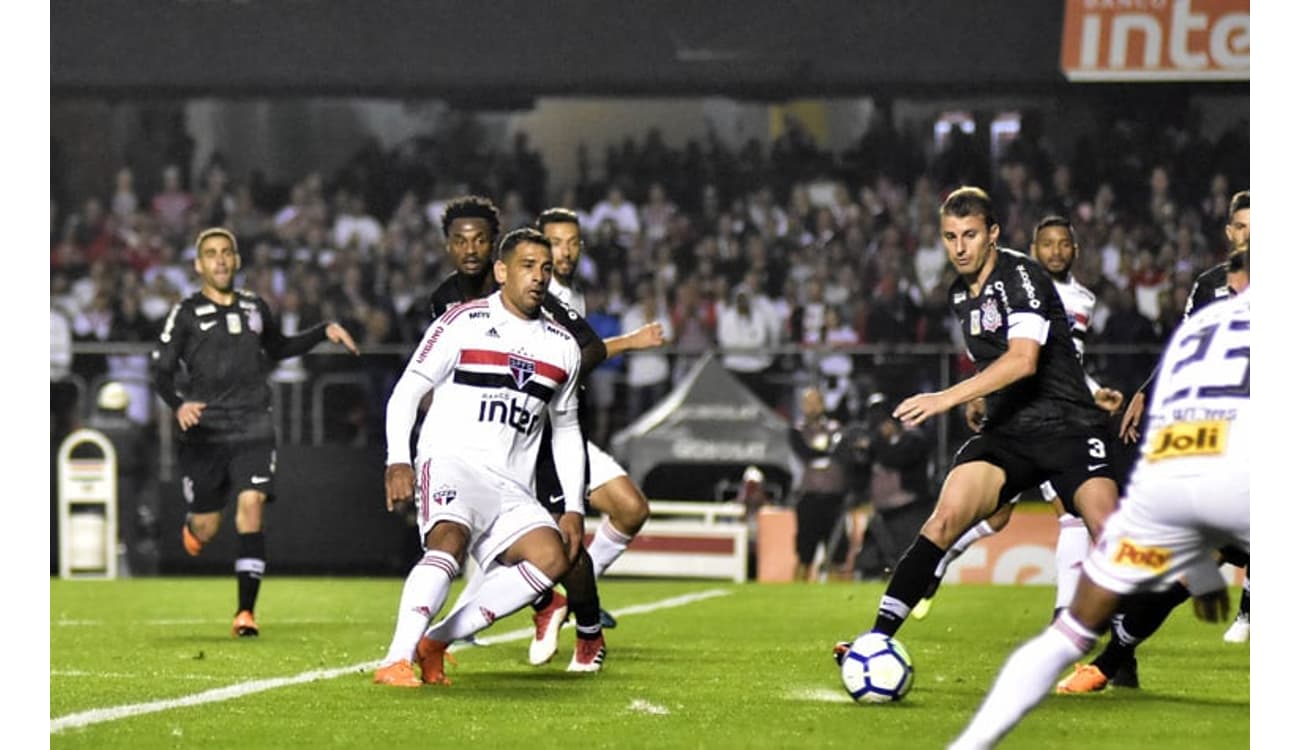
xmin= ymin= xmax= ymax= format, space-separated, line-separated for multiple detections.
xmin=385 ymin=291 xmax=586 ymax=513
xmin=1054 ymin=273 xmax=1101 ymax=394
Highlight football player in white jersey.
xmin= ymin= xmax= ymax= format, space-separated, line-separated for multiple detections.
xmin=374 ymin=228 xmax=587 ymax=687
xmin=951 ymin=252 xmax=1249 ymax=750
xmin=914 ymin=215 xmax=1123 ymax=621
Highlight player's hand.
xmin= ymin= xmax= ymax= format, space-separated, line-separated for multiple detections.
xmin=176 ymin=401 xmax=206 ymax=431
xmin=557 ymin=511 xmax=585 ymax=563
xmin=326 ymin=321 xmax=360 ymax=356
xmin=1093 ymin=387 xmax=1124 ymax=415
xmin=635 ymin=321 xmax=666 ymax=350
xmin=894 ymin=392 xmax=950 ymax=429
xmin=384 ymin=463 xmax=415 ymax=512
xmin=964 ymin=397 xmax=986 ymax=433
xmin=1191 ymin=588 xmax=1231 ymax=623
xmin=1119 ymin=390 xmax=1146 ymax=444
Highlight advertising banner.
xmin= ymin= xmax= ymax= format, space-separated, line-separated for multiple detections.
xmin=1060 ymin=0 xmax=1249 ymax=81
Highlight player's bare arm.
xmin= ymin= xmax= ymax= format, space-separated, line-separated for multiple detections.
xmin=603 ymin=320 xmax=666 ymax=357
xmin=384 ymin=463 xmax=415 ymax=512
xmin=895 ymin=338 xmax=1040 ymax=428
xmin=1118 ymin=390 xmax=1146 ymax=443
xmin=176 ymin=401 xmax=206 ymax=431
xmin=325 ymin=321 xmax=361 ymax=355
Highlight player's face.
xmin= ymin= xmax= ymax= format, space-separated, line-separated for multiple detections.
xmin=940 ymin=213 xmax=999 ymax=280
xmin=1225 ymin=208 xmax=1250 ymax=253
xmin=542 ymin=220 xmax=582 ymax=284
xmin=446 ymin=217 xmax=494 ymax=276
xmin=495 ymin=241 xmax=553 ymax=318
xmin=194 ymin=235 xmax=240 ymax=294
xmin=1031 ymin=225 xmax=1076 ymax=279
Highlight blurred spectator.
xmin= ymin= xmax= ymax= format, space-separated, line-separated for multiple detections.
xmin=788 ymin=386 xmax=852 ymax=582
xmin=583 ymin=286 xmax=623 ymax=447
xmin=717 ymin=285 xmax=778 ymax=407
xmin=87 ymin=381 xmax=159 ymax=575
xmin=620 ymin=278 xmax=673 ymax=424
xmin=811 ymin=305 xmax=860 ymax=421
xmin=590 ymin=183 xmax=641 ymax=246
xmin=151 ymin=164 xmax=193 ymax=240
xmin=333 ymin=192 xmax=384 ymax=253
xmin=853 ymin=393 xmax=935 ymax=580
xmin=669 ymin=274 xmax=717 ymax=383
xmin=110 ymin=167 xmax=139 ymax=221
xmin=640 ymin=181 xmax=678 ymax=244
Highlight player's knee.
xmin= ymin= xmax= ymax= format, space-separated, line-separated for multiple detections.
xmin=533 ymin=538 xmax=572 ymax=581
xmin=603 ymin=480 xmax=649 ymax=534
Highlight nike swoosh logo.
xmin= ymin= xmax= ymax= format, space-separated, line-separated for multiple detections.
xmin=200 ymin=321 xmax=218 ymax=331
xmin=549 ymin=494 xmax=564 ymax=504
xmin=1087 ymin=463 xmax=1108 ymax=472
xmin=251 ymin=476 xmax=270 ymax=484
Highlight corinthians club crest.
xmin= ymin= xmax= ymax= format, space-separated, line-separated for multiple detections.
xmin=980 ymin=298 xmax=1002 ymax=332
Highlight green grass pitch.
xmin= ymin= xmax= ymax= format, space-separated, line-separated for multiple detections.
xmin=51 ymin=578 xmax=1248 ymax=748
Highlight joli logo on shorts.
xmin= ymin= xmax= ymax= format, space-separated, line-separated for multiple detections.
xmin=1112 ymin=539 xmax=1172 ymax=573
xmin=1146 ymin=419 xmax=1227 ymax=461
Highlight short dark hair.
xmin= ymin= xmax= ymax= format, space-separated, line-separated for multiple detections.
xmin=497 ymin=227 xmax=550 ymax=262
xmin=441 ymin=195 xmax=501 ymax=240
xmin=1229 ymin=190 xmax=1249 ymax=216
xmin=1228 ymin=248 xmax=1249 ymax=274
xmin=1033 ymin=215 xmax=1075 ymax=243
xmin=536 ymin=207 xmax=582 ymax=233
xmin=940 ymin=186 xmax=997 ymax=229
xmin=195 ymin=227 xmax=238 ymax=254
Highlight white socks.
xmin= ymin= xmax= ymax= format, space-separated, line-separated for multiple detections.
xmin=426 ymin=561 xmax=555 ymax=644
xmin=1053 ymin=516 xmax=1090 ymax=612
xmin=950 ymin=611 xmax=1097 ymax=749
xmin=935 ymin=520 xmax=996 ymax=579
xmin=382 ymin=551 xmax=459 ymax=664
xmin=587 ymin=520 xmax=633 ymax=578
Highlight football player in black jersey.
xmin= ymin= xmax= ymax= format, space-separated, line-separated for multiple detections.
xmin=834 ymin=186 xmax=1120 ymax=657
xmin=151 ymin=227 xmax=358 ymax=637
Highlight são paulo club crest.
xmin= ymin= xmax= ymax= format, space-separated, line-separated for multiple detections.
xmin=980 ymin=298 xmax=1002 ymax=332
xmin=508 ymin=354 xmax=536 ymax=388
xmin=430 ymin=486 xmax=457 ymax=506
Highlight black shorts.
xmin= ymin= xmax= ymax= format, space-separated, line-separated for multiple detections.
xmin=178 ymin=439 xmax=277 ymax=514
xmin=952 ymin=429 xmax=1116 ymax=515
xmin=535 ymin=441 xmax=591 ymax=516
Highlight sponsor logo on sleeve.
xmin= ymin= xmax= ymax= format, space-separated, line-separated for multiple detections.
xmin=1015 ymin=263 xmax=1042 ymax=309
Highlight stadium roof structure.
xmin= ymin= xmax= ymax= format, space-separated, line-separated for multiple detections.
xmin=54 ymin=0 xmax=1080 ymax=100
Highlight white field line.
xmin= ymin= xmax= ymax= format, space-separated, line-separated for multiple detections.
xmin=51 ymin=587 xmax=731 ymax=734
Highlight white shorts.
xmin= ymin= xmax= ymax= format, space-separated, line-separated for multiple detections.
xmin=1083 ymin=461 xmax=1248 ymax=596
xmin=415 ymin=455 xmax=559 ymax=567
xmin=587 ymin=440 xmax=628 ymax=491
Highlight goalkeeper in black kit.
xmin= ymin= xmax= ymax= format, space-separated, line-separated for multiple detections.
xmin=151 ymin=227 xmax=358 ymax=637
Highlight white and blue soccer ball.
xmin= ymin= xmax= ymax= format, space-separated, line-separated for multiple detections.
xmin=839 ymin=632 xmax=914 ymax=703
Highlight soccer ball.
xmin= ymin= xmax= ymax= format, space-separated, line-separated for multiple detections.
xmin=839 ymin=632 xmax=914 ymax=703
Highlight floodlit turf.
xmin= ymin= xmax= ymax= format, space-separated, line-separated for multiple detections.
xmin=50 ymin=578 xmax=1248 ymax=748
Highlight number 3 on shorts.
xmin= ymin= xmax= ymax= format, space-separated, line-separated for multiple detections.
xmin=1087 ymin=437 xmax=1106 ymax=459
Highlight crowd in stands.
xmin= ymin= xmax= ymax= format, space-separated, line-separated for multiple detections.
xmin=50 ymin=107 xmax=1249 ymax=443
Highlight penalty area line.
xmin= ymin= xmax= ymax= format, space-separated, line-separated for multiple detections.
xmin=51 ymin=587 xmax=731 ymax=734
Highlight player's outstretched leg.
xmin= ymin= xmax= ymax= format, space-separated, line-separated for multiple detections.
xmin=1055 ymin=583 xmax=1189 ymax=693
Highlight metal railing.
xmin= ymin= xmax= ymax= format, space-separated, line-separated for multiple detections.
xmin=57 ymin=341 xmax=1164 ymax=482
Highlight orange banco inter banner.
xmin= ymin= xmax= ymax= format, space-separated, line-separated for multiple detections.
xmin=1060 ymin=0 xmax=1249 ymax=82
